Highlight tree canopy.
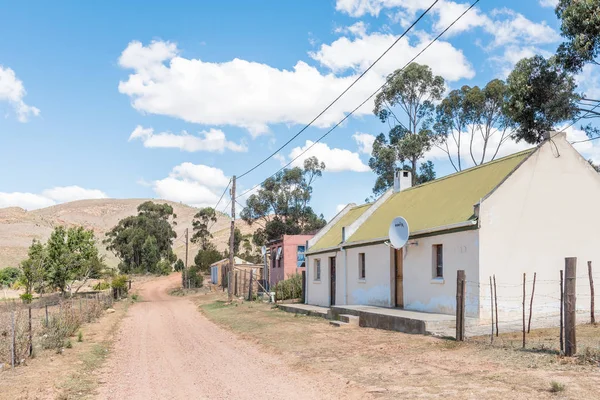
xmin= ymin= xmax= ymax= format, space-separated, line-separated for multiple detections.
xmin=240 ymin=156 xmax=327 ymax=245
xmin=104 ymin=201 xmax=177 ymax=274
xmin=369 ymin=63 xmax=442 ymax=195
xmin=556 ymin=0 xmax=600 ymax=74
xmin=505 ymin=56 xmax=580 ymax=144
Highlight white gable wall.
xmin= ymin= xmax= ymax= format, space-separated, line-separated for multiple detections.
xmin=403 ymin=229 xmax=480 ymax=317
xmin=306 ymin=250 xmax=338 ymax=307
xmin=479 ymin=135 xmax=600 ymax=320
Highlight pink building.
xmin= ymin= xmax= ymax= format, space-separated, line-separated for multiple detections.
xmin=267 ymin=234 xmax=314 ymax=286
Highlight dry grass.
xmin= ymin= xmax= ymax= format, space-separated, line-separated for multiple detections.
xmin=199 ymin=296 xmax=600 ymax=399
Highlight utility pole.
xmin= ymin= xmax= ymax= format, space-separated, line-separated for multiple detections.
xmin=228 ymin=176 xmax=236 ymax=301
xmin=184 ymin=228 xmax=189 ymax=288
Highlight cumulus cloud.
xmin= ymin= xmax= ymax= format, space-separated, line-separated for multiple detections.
xmin=288 ymin=140 xmax=370 ymax=172
xmin=566 ymin=126 xmax=600 ymax=164
xmin=0 ymin=65 xmax=40 ymax=122
xmin=335 ymin=1 xmax=559 ymax=47
xmin=353 ymin=132 xmax=376 ymax=155
xmin=129 ymin=125 xmax=247 ymax=153
xmin=539 ymin=0 xmax=558 ymax=8
xmin=152 ymin=163 xmax=231 ymax=208
xmin=0 ymin=186 xmax=107 ymax=210
xmin=118 ymin=35 xmax=472 ymax=137
xmin=310 ymin=28 xmax=474 ymax=81
xmin=576 ymin=65 xmax=600 ymax=100
xmin=491 ymin=45 xmax=553 ymax=78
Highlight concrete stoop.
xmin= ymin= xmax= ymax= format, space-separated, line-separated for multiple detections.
xmin=338 ymin=314 xmax=360 ymax=326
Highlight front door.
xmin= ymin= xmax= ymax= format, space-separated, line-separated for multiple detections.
xmin=330 ymin=256 xmax=336 ymax=306
xmin=395 ymin=249 xmax=403 ymax=308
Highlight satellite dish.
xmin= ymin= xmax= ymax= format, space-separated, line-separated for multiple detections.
xmin=389 ymin=216 xmax=409 ymax=249
xmin=261 ymin=246 xmax=267 ymax=256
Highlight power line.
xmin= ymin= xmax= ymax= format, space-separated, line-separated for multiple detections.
xmin=236 ymin=0 xmax=482 ymax=200
xmin=236 ymin=0 xmax=441 ymax=180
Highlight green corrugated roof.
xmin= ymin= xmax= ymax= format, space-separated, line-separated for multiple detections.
xmin=310 ymin=203 xmax=371 ymax=251
xmin=347 ymin=149 xmax=534 ymax=243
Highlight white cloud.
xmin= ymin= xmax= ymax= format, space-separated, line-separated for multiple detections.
xmin=0 ymin=186 xmax=107 ymax=210
xmin=576 ymin=65 xmax=600 ymax=100
xmin=118 ymin=36 xmax=472 ymax=137
xmin=41 ymin=186 xmax=108 ymax=203
xmin=152 ymin=163 xmax=231 ymax=208
xmin=539 ymin=0 xmax=558 ymax=8
xmin=353 ymin=132 xmax=376 ymax=155
xmin=310 ymin=29 xmax=474 ymax=81
xmin=288 ymin=140 xmax=370 ymax=172
xmin=335 ymin=1 xmax=559 ymax=48
xmin=0 ymin=65 xmax=40 ymax=122
xmin=491 ymin=45 xmax=552 ymax=78
xmin=119 ymin=41 xmax=379 ymax=137
xmin=129 ymin=125 xmax=247 ymax=153
xmin=486 ymin=9 xmax=560 ymax=48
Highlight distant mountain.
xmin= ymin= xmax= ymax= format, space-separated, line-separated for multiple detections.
xmin=0 ymin=199 xmax=258 ymax=269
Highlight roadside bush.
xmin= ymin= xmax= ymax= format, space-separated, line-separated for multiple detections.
xmin=187 ymin=265 xmax=204 ymax=288
xmin=111 ymin=274 xmax=129 ymax=298
xmin=93 ymin=281 xmax=110 ymax=291
xmin=273 ymin=273 xmax=303 ymax=301
xmin=174 ymin=259 xmax=184 ymax=272
xmin=157 ymin=260 xmax=172 ymax=276
xmin=0 ymin=267 xmax=21 ymax=287
xmin=42 ymin=299 xmax=105 ymax=351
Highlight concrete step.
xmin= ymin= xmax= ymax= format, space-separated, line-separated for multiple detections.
xmin=329 ymin=320 xmax=350 ymax=328
xmin=339 ymin=314 xmax=360 ymax=326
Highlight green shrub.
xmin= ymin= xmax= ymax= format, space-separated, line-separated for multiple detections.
xmin=77 ymin=331 xmax=83 ymax=342
xmin=157 ymin=260 xmax=173 ymax=276
xmin=111 ymin=274 xmax=129 ymax=297
xmin=273 ymin=273 xmax=303 ymax=301
xmin=65 ymin=339 xmax=72 ymax=349
xmin=20 ymin=293 xmax=33 ymax=303
xmin=93 ymin=281 xmax=111 ymax=291
xmin=174 ymin=259 xmax=184 ymax=272
xmin=550 ymin=381 xmax=565 ymax=393
xmin=187 ymin=265 xmax=204 ymax=288
xmin=0 ymin=267 xmax=21 ymax=287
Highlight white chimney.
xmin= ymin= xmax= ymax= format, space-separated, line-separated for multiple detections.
xmin=393 ymin=170 xmax=412 ymax=193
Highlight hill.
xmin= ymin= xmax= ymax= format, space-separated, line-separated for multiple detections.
xmin=0 ymin=199 xmax=259 ymax=269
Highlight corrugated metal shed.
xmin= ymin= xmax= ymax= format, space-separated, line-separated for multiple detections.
xmin=348 ymin=149 xmax=534 ymax=243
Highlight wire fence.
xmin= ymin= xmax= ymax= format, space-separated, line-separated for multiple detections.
xmin=460 ymin=264 xmax=599 ymax=358
xmin=0 ymin=291 xmax=114 ymax=368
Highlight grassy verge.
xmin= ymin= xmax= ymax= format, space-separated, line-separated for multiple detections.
xmin=199 ymin=298 xmax=600 ymax=399
xmin=55 ymin=301 xmax=129 ymax=400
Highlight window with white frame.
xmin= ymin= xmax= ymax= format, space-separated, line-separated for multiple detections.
xmin=432 ymin=244 xmax=443 ymax=278
xmin=358 ymin=253 xmax=366 ymax=280
xmin=314 ymin=259 xmax=321 ymax=281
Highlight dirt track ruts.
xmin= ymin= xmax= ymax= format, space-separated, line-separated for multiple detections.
xmin=96 ymin=274 xmax=347 ymax=400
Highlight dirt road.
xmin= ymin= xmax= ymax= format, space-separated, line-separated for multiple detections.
xmin=97 ymin=274 xmax=356 ymax=400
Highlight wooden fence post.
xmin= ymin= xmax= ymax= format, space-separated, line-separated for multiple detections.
xmin=522 ymin=273 xmax=526 ymax=349
xmin=588 ymin=261 xmax=595 ymax=324
xmin=493 ymin=274 xmax=498 ymax=337
xmin=248 ymin=270 xmax=254 ymax=301
xmin=45 ymin=304 xmax=49 ymax=327
xmin=528 ymin=272 xmax=536 ymax=333
xmin=28 ymin=306 xmax=32 ymax=357
xmin=560 ymin=269 xmax=564 ymax=353
xmin=489 ymin=276 xmax=494 ymax=344
xmin=301 ymin=270 xmax=306 ymax=304
xmin=11 ymin=310 xmax=16 ymax=369
xmin=564 ymin=257 xmax=577 ymax=356
xmin=455 ymin=270 xmax=465 ymax=341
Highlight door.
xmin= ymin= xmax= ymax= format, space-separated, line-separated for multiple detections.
xmin=330 ymin=256 xmax=336 ymax=306
xmin=395 ymin=249 xmax=403 ymax=308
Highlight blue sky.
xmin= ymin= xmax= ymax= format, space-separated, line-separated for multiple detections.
xmin=1 ymin=0 xmax=598 ymax=219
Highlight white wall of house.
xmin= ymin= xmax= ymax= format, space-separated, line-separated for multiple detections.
xmin=479 ymin=135 xmax=600 ymax=320
xmin=306 ymin=251 xmax=338 ymax=307
xmin=403 ymin=230 xmax=480 ymax=317
xmin=345 ymin=243 xmax=393 ymax=307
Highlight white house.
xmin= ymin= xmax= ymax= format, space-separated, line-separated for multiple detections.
xmin=305 ymin=132 xmax=600 ymax=320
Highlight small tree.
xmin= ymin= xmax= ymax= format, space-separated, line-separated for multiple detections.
xmin=20 ymin=239 xmax=48 ymax=296
xmin=174 ymin=259 xmax=185 ymax=272
xmin=191 ymin=207 xmax=217 ymax=250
